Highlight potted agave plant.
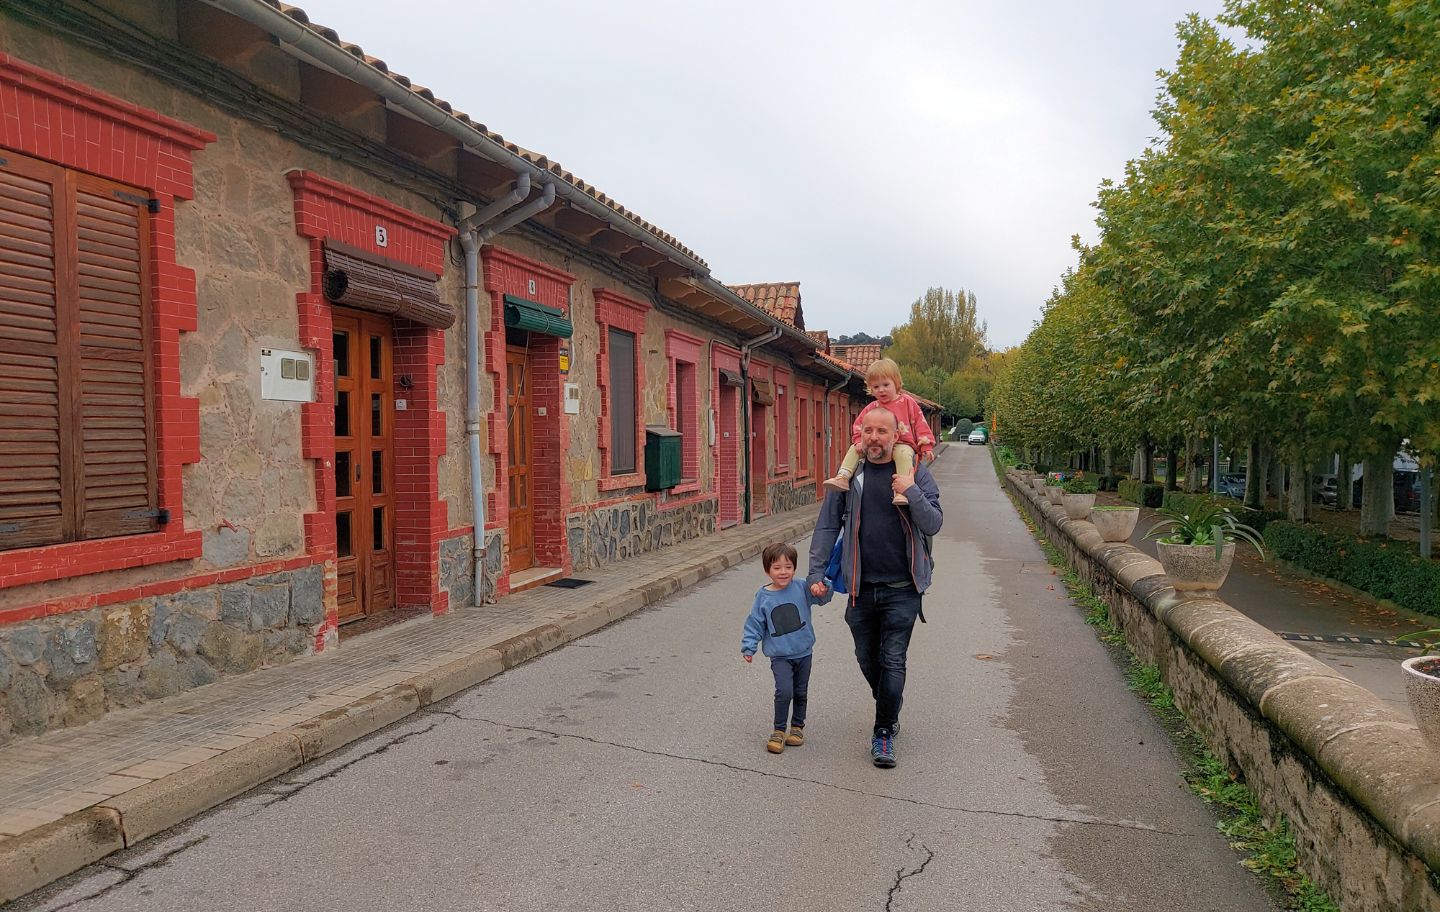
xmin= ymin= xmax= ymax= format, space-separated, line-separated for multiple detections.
xmin=1397 ymin=631 xmax=1440 ymax=751
xmin=1144 ymin=501 xmax=1264 ymax=593
xmin=1060 ymin=475 xmax=1098 ymax=520
xmin=1089 ymin=504 xmax=1141 ymax=542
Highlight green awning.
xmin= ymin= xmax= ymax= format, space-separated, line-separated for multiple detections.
xmin=504 ymin=295 xmax=573 ymax=338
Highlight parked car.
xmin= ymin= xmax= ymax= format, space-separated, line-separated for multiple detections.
xmin=1314 ymin=477 xmax=1338 ymax=506
xmin=967 ymin=430 xmax=987 ymax=446
xmin=1395 ymin=472 xmax=1422 ymax=514
xmin=1218 ymin=474 xmax=1246 ymax=499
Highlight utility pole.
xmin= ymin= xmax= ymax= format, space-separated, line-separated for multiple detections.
xmin=1422 ymin=468 xmax=1433 ymax=560
xmin=1212 ymin=437 xmax=1221 ymax=494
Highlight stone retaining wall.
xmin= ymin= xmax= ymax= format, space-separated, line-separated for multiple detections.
xmin=0 ymin=565 xmax=324 ymax=744
xmin=768 ymin=479 xmax=818 ymax=517
xmin=566 ymin=499 xmax=718 ymax=573
xmin=1004 ymin=469 xmax=1440 ymax=912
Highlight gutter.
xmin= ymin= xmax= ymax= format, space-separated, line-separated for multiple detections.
xmin=205 ymin=0 xmax=711 ymax=278
xmin=456 ymin=177 xmax=553 ymax=606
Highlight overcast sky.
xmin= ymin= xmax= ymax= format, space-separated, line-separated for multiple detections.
xmin=293 ymin=0 xmax=1225 ymax=349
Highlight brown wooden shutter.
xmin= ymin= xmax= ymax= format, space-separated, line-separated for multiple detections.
xmin=72 ymin=175 xmax=158 ymax=539
xmin=0 ymin=157 xmax=69 ymax=549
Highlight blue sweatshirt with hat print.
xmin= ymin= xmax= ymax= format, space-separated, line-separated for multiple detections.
xmin=740 ymin=580 xmax=829 ymax=659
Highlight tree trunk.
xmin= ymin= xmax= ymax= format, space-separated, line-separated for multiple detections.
xmin=1165 ymin=445 xmax=1180 ymax=491
xmin=1333 ymin=448 xmax=1351 ymax=512
xmin=1141 ymin=437 xmax=1156 ymax=484
xmin=1244 ymin=437 xmax=1263 ymax=510
xmin=1184 ymin=436 xmax=1206 ymax=493
xmin=1286 ymin=450 xmax=1310 ymax=522
xmin=1227 ymin=449 xmax=1239 ymax=473
xmin=1360 ymin=451 xmax=1394 ymax=537
xmin=1103 ymin=446 xmax=1116 ymax=478
xmin=1268 ymin=450 xmax=1286 ymax=503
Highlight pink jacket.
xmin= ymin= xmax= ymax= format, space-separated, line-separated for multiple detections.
xmin=851 ymin=394 xmax=936 ymax=452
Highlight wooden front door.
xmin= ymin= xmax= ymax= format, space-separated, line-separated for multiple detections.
xmin=718 ymin=383 xmax=739 ymax=526
xmin=333 ymin=310 xmax=395 ymax=622
xmin=750 ymin=402 xmax=768 ymax=518
xmin=506 ymin=346 xmax=534 ymax=572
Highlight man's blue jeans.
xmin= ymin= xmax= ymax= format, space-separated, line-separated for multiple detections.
xmin=845 ymin=583 xmax=922 ymax=733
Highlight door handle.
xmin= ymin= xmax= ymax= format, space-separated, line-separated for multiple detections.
xmin=356 ymin=463 xmax=362 ymax=482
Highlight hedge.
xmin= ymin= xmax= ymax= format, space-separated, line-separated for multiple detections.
xmin=1263 ymin=521 xmax=1440 ymax=618
xmin=1118 ymin=479 xmax=1163 ymax=508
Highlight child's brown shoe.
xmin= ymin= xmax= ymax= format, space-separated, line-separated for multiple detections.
xmin=823 ymin=475 xmax=850 ymax=493
xmin=767 ymin=730 xmax=786 ymax=753
xmin=785 ymin=726 xmax=805 ymax=747
xmin=892 ymin=492 xmax=909 ymax=506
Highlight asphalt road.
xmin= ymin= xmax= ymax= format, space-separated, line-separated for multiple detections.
xmin=19 ymin=446 xmax=1276 ymax=911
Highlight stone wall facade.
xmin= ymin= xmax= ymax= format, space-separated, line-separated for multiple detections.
xmin=567 ymin=499 xmax=719 ymax=573
xmin=768 ymin=479 xmax=819 ymax=517
xmin=1005 ymin=469 xmax=1440 ymax=912
xmin=0 ymin=565 xmax=323 ymax=743
xmin=439 ymin=530 xmax=505 ymax=609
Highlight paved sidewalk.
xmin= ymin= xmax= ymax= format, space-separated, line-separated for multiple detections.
xmin=0 ymin=508 xmax=815 ymax=902
xmin=1103 ymin=492 xmax=1427 ymax=716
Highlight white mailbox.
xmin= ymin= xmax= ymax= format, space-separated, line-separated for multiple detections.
xmin=563 ymin=382 xmax=582 ymax=415
xmin=260 ymin=348 xmax=315 ymax=402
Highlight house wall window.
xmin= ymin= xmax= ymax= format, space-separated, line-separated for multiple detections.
xmin=594 ymin=288 xmax=650 ymax=490
xmin=0 ymin=151 xmax=160 ymax=551
xmin=608 ymin=327 xmax=637 ymax=474
xmin=665 ymin=329 xmax=703 ymax=491
xmin=797 ymin=390 xmax=810 ymax=477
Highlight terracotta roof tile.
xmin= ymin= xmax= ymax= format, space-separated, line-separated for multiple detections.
xmin=726 ymin=282 xmax=803 ymax=329
xmin=807 ymin=330 xmax=830 ymax=350
xmin=268 ymin=1 xmax=706 ymax=269
xmin=831 ymin=344 xmax=884 ymax=372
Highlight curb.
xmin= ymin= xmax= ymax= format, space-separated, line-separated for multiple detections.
xmin=0 ymin=515 xmax=816 ymax=905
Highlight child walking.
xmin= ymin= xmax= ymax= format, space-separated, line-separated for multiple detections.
xmin=823 ymin=357 xmax=936 ymax=505
xmin=741 ymin=542 xmax=830 ymax=753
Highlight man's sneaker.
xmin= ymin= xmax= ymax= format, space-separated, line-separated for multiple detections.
xmin=890 ymin=722 xmax=899 ymax=741
xmin=870 ymin=729 xmax=896 ymax=768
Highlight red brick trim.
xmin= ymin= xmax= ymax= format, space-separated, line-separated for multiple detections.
xmin=480 ymin=245 xmax=577 ymax=585
xmin=595 ymin=289 xmax=649 ymax=492
xmin=0 ymin=556 xmax=323 ymax=627
xmin=665 ymin=329 xmax=704 ymax=484
xmin=290 ymin=172 xmax=452 ymax=635
xmin=0 ymin=58 xmax=212 ymax=593
xmin=773 ymin=365 xmax=793 ymax=476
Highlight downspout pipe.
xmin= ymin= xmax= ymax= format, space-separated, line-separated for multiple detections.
xmin=738 ymin=326 xmax=783 ymax=524
xmin=458 ymin=176 xmax=542 ymax=605
xmin=480 ymin=181 xmax=556 ymax=241
xmin=205 ymin=0 xmax=711 ymax=279
xmin=821 ymin=372 xmax=851 ymax=478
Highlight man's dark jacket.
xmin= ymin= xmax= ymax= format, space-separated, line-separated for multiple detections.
xmin=807 ymin=461 xmax=942 ymax=602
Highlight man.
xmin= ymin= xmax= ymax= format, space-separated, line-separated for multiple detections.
xmin=807 ymin=406 xmax=942 ymax=769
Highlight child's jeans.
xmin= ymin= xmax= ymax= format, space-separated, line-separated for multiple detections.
xmin=837 ymin=443 xmax=916 ymax=478
xmin=771 ymin=654 xmax=812 ymax=730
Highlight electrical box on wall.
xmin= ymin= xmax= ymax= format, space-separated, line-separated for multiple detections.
xmin=259 ymin=348 xmax=315 ymax=402
xmin=563 ymin=382 xmax=581 ymax=415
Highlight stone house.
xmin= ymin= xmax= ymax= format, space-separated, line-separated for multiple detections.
xmin=0 ymin=0 xmax=879 ymax=740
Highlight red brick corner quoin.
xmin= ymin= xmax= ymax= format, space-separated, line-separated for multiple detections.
xmin=0 ymin=55 xmax=214 ymax=592
xmin=288 ymin=170 xmax=454 ymax=645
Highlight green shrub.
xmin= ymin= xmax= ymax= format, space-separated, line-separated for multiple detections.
xmin=1162 ymin=491 xmax=1226 ymax=515
xmin=1263 ymin=521 xmax=1440 ymax=618
xmin=1118 ymin=479 xmax=1164 ymax=508
xmin=1062 ymin=476 xmax=1098 ymax=494
xmin=956 ymin=418 xmax=974 ymax=437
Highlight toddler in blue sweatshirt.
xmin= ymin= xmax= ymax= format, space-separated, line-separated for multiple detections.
xmin=742 ymin=542 xmax=831 ymax=753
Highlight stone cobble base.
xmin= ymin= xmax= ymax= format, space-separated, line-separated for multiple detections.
xmin=0 ymin=565 xmax=324 ymax=744
xmin=567 ymin=498 xmax=718 ymax=572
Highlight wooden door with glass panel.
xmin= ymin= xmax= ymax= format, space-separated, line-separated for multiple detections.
xmin=332 ymin=310 xmax=395 ymax=622
xmin=505 ymin=345 xmax=534 ymax=572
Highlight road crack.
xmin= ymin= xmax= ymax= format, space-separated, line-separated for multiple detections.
xmin=40 ymin=836 xmax=209 ymax=911
xmin=885 ymin=834 xmax=935 ymax=911
xmin=260 ymin=720 xmax=442 ymax=806
xmin=441 ymin=713 xmax=1190 ymax=836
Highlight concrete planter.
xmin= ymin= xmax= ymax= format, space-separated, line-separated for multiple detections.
xmin=1061 ymin=492 xmax=1096 ymax=520
xmin=1402 ymin=656 xmax=1440 ymax=752
xmin=1045 ymin=485 xmax=1064 ymax=506
xmin=1155 ymin=540 xmax=1236 ymax=592
xmin=1089 ymin=506 xmax=1140 ymax=542
xmin=1031 ymin=477 xmax=1048 ymax=493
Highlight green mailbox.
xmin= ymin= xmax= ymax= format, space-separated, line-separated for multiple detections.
xmin=644 ymin=425 xmax=683 ymax=492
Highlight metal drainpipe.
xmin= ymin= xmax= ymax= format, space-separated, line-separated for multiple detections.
xmin=457 ymin=177 xmax=548 ymax=606
xmin=738 ymin=327 xmax=782 ymax=524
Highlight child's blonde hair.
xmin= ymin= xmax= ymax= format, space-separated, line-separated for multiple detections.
xmin=865 ymin=357 xmax=903 ymax=389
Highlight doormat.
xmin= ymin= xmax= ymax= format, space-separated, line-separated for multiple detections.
xmin=545 ymin=578 xmax=594 ymax=589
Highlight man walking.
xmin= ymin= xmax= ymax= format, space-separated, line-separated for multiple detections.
xmin=808 ymin=407 xmax=942 ymax=768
